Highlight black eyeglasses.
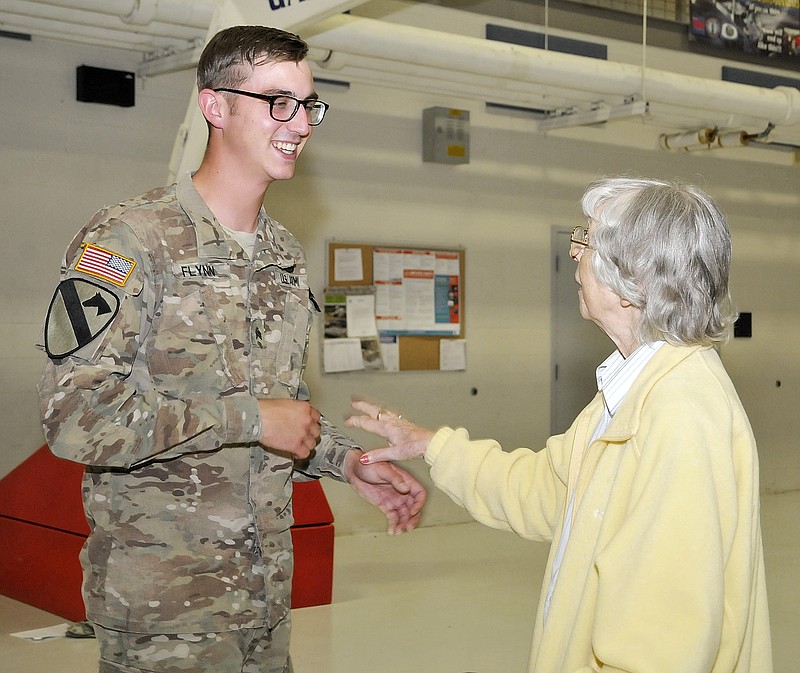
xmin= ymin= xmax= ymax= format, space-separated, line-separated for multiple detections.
xmin=212 ymin=88 xmax=329 ymax=126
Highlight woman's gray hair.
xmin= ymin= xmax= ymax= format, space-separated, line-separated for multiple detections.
xmin=582 ymin=176 xmax=736 ymax=346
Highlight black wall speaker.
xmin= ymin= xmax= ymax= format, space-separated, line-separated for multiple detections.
xmin=734 ymin=312 xmax=752 ymax=338
xmin=76 ymin=65 xmax=135 ymax=108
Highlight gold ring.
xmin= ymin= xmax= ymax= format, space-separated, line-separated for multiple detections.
xmin=376 ymin=408 xmax=383 ymax=421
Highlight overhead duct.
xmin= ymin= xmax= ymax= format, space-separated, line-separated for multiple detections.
xmin=3 ymin=1 xmax=204 ymax=41
xmin=12 ymin=0 xmax=214 ymax=28
xmin=305 ymin=14 xmax=800 ymax=130
xmin=0 ymin=11 xmax=195 ymax=51
xmin=10 ymin=2 xmax=799 ymax=133
xmin=1 ymin=0 xmax=209 ymax=52
xmin=306 ymin=46 xmax=604 ymax=112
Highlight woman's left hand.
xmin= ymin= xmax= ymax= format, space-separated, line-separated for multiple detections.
xmin=345 ymin=399 xmax=435 ymax=463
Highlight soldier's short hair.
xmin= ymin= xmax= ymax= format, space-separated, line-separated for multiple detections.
xmin=196 ymin=25 xmax=309 ymax=92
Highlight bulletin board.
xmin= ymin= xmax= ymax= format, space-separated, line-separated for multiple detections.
xmin=325 ymin=241 xmax=465 ymax=372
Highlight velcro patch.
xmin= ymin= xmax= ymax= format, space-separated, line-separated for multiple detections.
xmin=172 ymin=262 xmax=231 ymax=279
xmin=277 ymin=271 xmax=308 ymax=290
xmin=44 ymin=278 xmax=120 ymax=358
xmin=75 ymin=243 xmax=136 ymax=287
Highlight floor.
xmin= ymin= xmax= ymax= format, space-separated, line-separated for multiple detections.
xmin=1 ymin=491 xmax=797 ymax=673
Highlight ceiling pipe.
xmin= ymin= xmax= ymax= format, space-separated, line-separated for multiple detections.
xmin=121 ymin=0 xmax=213 ymax=28
xmin=298 ymin=47 xmax=770 ymax=131
xmin=4 ymin=1 xmax=204 ymax=41
xmin=309 ymin=51 xmax=787 ymax=132
xmin=305 ymin=14 xmax=800 ymax=128
xmin=122 ymin=0 xmax=159 ymax=26
xmin=307 ymin=47 xmax=602 ymax=110
xmin=660 ymin=122 xmax=798 ymax=153
xmin=15 ymin=0 xmax=213 ymax=27
xmin=659 ymin=127 xmax=717 ymax=150
xmin=0 ymin=12 xmax=192 ymax=51
xmin=8 ymin=2 xmax=799 ymax=141
xmin=659 ymin=127 xmax=752 ymax=151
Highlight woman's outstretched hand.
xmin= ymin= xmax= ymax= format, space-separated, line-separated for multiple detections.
xmin=345 ymin=399 xmax=435 ymax=464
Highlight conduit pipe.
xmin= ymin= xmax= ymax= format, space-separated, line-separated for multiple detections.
xmin=306 ymin=14 xmax=800 ymax=128
xmin=0 ymin=12 xmax=192 ymax=51
xmin=659 ymin=127 xmax=717 ymax=150
xmin=13 ymin=0 xmax=213 ymax=28
xmin=659 ymin=127 xmax=751 ymax=151
xmin=4 ymin=1 xmax=204 ymax=41
xmin=307 ymin=47 xmax=599 ymax=109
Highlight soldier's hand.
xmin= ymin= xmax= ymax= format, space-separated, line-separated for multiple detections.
xmin=257 ymin=399 xmax=321 ymax=460
xmin=343 ymin=450 xmax=427 ymax=535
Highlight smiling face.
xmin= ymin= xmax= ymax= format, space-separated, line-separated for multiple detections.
xmin=220 ymin=58 xmax=316 ymax=186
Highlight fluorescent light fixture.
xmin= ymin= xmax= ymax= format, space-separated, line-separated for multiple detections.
xmin=538 ymin=100 xmax=648 ymax=131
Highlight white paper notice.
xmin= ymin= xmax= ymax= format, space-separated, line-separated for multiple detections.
xmin=379 ymin=336 xmax=400 ymax=372
xmin=333 ymin=248 xmax=364 ymax=282
xmin=345 ymin=295 xmax=378 ymax=337
xmin=439 ymin=339 xmax=466 ymax=370
xmin=324 ymin=338 xmax=365 ymax=372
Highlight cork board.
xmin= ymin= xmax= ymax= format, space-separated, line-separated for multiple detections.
xmin=326 ymin=241 xmax=465 ymax=371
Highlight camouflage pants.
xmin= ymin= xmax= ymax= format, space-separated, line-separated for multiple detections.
xmin=94 ymin=616 xmax=293 ymax=673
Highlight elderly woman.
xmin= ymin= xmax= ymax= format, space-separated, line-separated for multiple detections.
xmin=347 ymin=177 xmax=772 ymax=673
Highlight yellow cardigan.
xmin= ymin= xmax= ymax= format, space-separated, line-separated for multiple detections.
xmin=426 ymin=344 xmax=772 ymax=673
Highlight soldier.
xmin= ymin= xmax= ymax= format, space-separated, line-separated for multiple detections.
xmin=37 ymin=25 xmax=426 ymax=673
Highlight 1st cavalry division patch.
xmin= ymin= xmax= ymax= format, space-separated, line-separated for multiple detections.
xmin=45 ymin=278 xmax=120 ymax=358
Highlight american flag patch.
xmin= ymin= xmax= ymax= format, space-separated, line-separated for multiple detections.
xmin=75 ymin=243 xmax=136 ymax=287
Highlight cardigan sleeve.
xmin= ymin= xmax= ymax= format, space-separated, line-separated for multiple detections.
xmin=425 ymin=426 xmax=569 ymax=542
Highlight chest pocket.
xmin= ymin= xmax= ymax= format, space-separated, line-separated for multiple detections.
xmin=149 ymin=266 xmax=248 ymax=394
xmin=250 ymin=267 xmax=314 ymax=398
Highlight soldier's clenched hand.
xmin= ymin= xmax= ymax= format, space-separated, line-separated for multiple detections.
xmin=257 ymin=399 xmax=321 ymax=459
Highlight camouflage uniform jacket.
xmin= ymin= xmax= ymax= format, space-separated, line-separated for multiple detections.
xmin=37 ymin=172 xmax=358 ymax=633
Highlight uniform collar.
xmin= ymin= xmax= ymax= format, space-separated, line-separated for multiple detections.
xmin=176 ymin=172 xmax=295 ymax=267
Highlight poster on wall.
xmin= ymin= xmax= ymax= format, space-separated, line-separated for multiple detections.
xmin=373 ymin=248 xmax=461 ymax=336
xmin=689 ymin=0 xmax=800 ymax=58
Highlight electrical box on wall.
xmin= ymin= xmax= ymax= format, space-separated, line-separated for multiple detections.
xmin=422 ymin=107 xmax=470 ymax=164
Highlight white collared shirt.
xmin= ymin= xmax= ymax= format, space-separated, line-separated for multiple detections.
xmin=543 ymin=341 xmax=665 ymax=622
